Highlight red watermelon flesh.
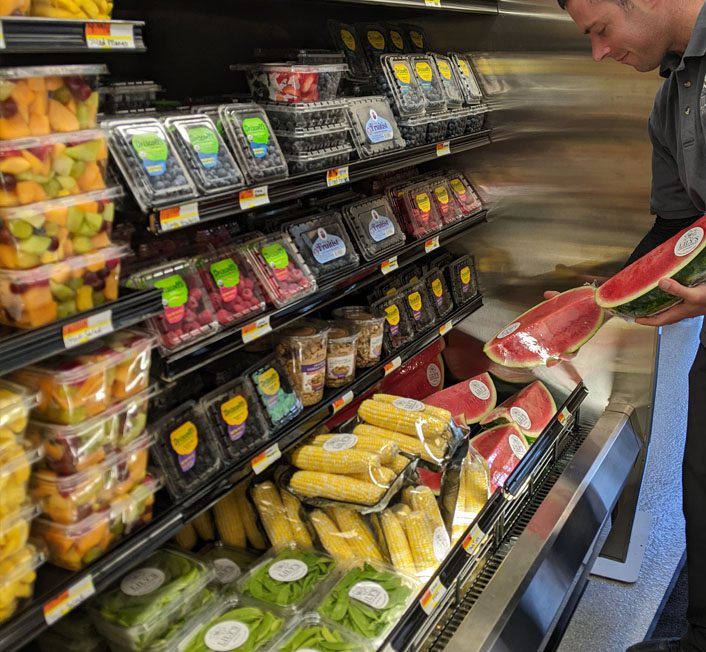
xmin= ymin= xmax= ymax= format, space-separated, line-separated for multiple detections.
xmin=424 ymin=372 xmax=497 ymax=425
xmin=483 ymin=287 xmax=605 ymax=368
xmin=480 ymin=380 xmax=556 ymax=441
xmin=470 ymin=424 xmax=529 ymax=492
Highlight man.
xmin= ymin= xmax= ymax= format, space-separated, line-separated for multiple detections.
xmin=557 ymin=0 xmax=706 ymax=650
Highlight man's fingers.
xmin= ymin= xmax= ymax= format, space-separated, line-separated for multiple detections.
xmin=658 ymin=278 xmax=700 ymax=301
xmin=636 ymin=302 xmax=691 ymax=327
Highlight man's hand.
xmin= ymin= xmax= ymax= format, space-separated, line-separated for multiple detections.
xmin=636 ymin=279 xmax=706 ymax=326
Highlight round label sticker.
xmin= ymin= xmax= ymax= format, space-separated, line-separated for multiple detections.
xmin=497 ymin=322 xmax=520 ymax=339
xmin=509 ymin=434 xmax=528 ymax=459
xmin=415 ymin=61 xmax=433 ymax=82
xmin=204 ymin=621 xmax=249 ymax=651
xmin=170 ymin=421 xmax=198 ymax=472
xmin=427 ymin=362 xmax=442 ymax=387
xmin=367 ymin=30 xmax=385 ymax=50
xmin=393 ymin=62 xmax=411 ymax=85
xmin=323 ymin=433 xmax=358 ymax=452
xmin=368 ymin=210 xmax=395 ymax=242
xmin=434 ymin=186 xmax=450 ymax=205
xmin=269 ymin=559 xmax=308 ymax=582
xmin=510 ymin=406 xmax=532 ymax=430
xmin=390 ymin=29 xmax=404 ymax=50
xmin=469 ymin=379 xmax=491 ymax=401
xmin=437 ymin=60 xmax=452 ymax=80
xmin=449 ymin=178 xmax=466 ymax=196
xmin=674 ymin=226 xmax=704 ymax=257
xmin=458 ymin=59 xmax=471 ymax=78
xmin=121 ymin=567 xmax=166 ymax=596
xmin=258 ymin=368 xmax=281 ymax=396
xmin=384 ymin=304 xmax=400 ymax=326
xmin=410 ymin=30 xmax=424 ymax=49
xmin=214 ymin=558 xmax=241 ymax=584
xmin=340 ymin=29 xmax=356 ymax=51
xmin=433 ymin=526 xmax=451 ymax=561
xmin=220 ymin=395 xmax=249 ymax=442
xmin=349 ymin=581 xmax=390 ymax=609
xmin=416 ymin=193 xmax=431 ymax=213
xmin=393 ymin=397 xmax=425 ymax=412
xmin=460 ymin=266 xmax=472 ymax=285
xmin=432 ymin=278 xmax=444 ymax=299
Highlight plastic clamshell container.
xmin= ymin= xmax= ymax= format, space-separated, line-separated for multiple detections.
xmin=401 ymin=278 xmax=436 ymax=333
xmin=424 ymin=112 xmax=449 ymax=144
xmin=0 ymin=65 xmax=106 ymax=139
xmin=268 ymin=611 xmax=373 ymax=652
xmin=115 ymin=387 xmax=155 ymax=449
xmin=0 ymin=440 xmax=43 ymax=520
xmin=241 ymin=233 xmax=317 ymax=307
xmin=341 ymin=195 xmax=405 ymax=261
xmin=0 ymin=379 xmax=37 ymax=445
xmin=332 ymin=306 xmax=385 ymax=368
xmin=0 ymin=243 xmax=125 ymax=329
xmin=396 ymin=114 xmax=429 ymax=148
xmin=0 ymin=502 xmax=39 ymax=563
xmin=286 ymin=144 xmax=354 ymax=175
xmin=164 ymin=114 xmax=245 ymax=195
xmin=395 ymin=183 xmax=444 ymax=238
xmin=31 ymin=0 xmax=113 ymax=19
xmin=429 ymin=177 xmax=464 ymax=225
xmin=403 ymin=24 xmax=428 ymax=52
xmin=386 ymin=24 xmax=409 ymax=53
xmin=199 ymin=376 xmax=270 ymax=464
xmin=105 ymin=328 xmax=156 ymax=401
xmin=466 ymin=103 xmax=488 ymax=133
xmin=0 ymin=541 xmax=46 ymax=624
xmin=107 ymin=117 xmax=196 ymax=212
xmin=200 ymin=544 xmax=260 ymax=595
xmin=370 ymin=293 xmax=415 ymax=354
xmin=447 ymin=254 xmax=479 ymax=306
xmin=450 ymin=53 xmax=483 ymax=105
xmin=218 ymin=103 xmax=289 ymax=185
xmin=446 ymin=107 xmax=470 ymax=138
xmin=0 ymin=0 xmax=29 ymax=16
xmin=248 ymin=355 xmax=303 ymax=431
xmin=379 ymin=55 xmax=426 ymax=118
xmin=36 ymin=606 xmax=104 ymax=652
xmin=326 ymin=320 xmax=359 ymax=388
xmin=327 ymin=20 xmax=372 ymax=80
xmin=346 ymin=96 xmax=406 ymax=159
xmin=128 ymin=257 xmax=220 ymax=353
xmin=239 ymin=62 xmax=348 ymax=104
xmin=410 ymin=54 xmax=447 ymax=113
xmin=446 ymin=171 xmax=483 ymax=217
xmin=263 ymin=100 xmax=350 ymax=131
xmin=356 ymin=23 xmax=389 ymax=69
xmin=275 ymin=124 xmax=351 ymax=155
xmin=89 ymin=549 xmax=214 ymax=651
xmin=430 ymin=54 xmax=465 ymax=108
xmin=286 ymin=210 xmax=359 ymax=279
xmin=0 ymin=186 xmax=122 ymax=270
xmin=236 ymin=547 xmax=335 ymax=615
xmin=0 ymin=129 xmax=109 ymax=208
xmin=425 ymin=268 xmax=454 ymax=319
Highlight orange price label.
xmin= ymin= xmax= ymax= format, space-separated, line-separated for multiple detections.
xmin=63 ymin=310 xmax=113 ymax=349
xmin=251 ymin=443 xmax=281 ymax=475
xmin=557 ymin=407 xmax=572 ymax=425
xmin=380 ymin=256 xmax=399 ymax=275
xmin=384 ymin=356 xmax=402 ymax=376
xmin=331 ymin=390 xmax=354 ymax=414
xmin=239 ymin=186 xmax=270 ymax=210
xmin=85 ymin=22 xmax=135 ymax=49
xmin=419 ymin=576 xmax=447 ymax=615
xmin=0 ymin=22 xmax=5 ymax=50
xmin=241 ymin=316 xmax=272 ymax=344
xmin=462 ymin=524 xmax=485 ymax=557
xmin=43 ymin=575 xmax=95 ymax=625
xmin=439 ymin=320 xmax=453 ymax=336
xmin=326 ymin=166 xmax=350 ymax=187
xmin=424 ymin=236 xmax=440 ymax=253
xmin=159 ymin=202 xmax=199 ymax=232
xmin=436 ymin=141 xmax=451 ymax=157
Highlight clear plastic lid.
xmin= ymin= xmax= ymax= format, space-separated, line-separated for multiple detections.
xmin=341 ymin=195 xmax=405 ymax=261
xmin=425 ymin=268 xmax=454 ymax=319
xmin=275 ymin=124 xmax=351 ymax=155
xmin=107 ymin=117 xmax=196 ymax=212
xmin=0 ymin=502 xmax=39 ymax=563
xmin=263 ymin=100 xmax=350 ymax=131
xmin=286 ymin=210 xmax=359 ymax=279
xmin=396 ymin=183 xmax=444 ymax=238
xmin=370 ymin=293 xmax=415 ymax=354
xmin=327 ymin=19 xmax=372 ymax=80
xmin=450 ymin=53 xmax=483 ymax=104
xmin=429 ymin=54 xmax=464 ymax=108
xmin=0 ymin=379 xmax=37 ymax=435
xmin=0 ymin=541 xmax=46 ymax=591
xmin=218 ymin=104 xmax=288 ymax=185
xmin=200 ymin=544 xmax=260 ymax=594
xmin=164 ymin=114 xmax=246 ymax=195
xmin=268 ymin=612 xmax=373 ymax=652
xmin=0 ymin=128 xmax=106 ymax=153
xmin=346 ymin=96 xmax=406 ymax=159
xmin=248 ymin=355 xmax=303 ymax=431
xmin=286 ymin=144 xmax=354 ymax=175
xmin=446 ymin=170 xmax=483 ymax=216
xmin=401 ymin=279 xmax=436 ymax=333
xmin=429 ymin=177 xmax=464 ymax=225
xmin=0 ymin=65 xmax=107 ymax=80
xmin=410 ymin=55 xmax=447 ymax=113
xmin=447 ymin=254 xmax=479 ymax=305
xmin=380 ymin=55 xmax=427 ymax=117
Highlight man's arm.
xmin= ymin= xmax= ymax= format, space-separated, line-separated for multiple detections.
xmin=625 ymin=214 xmax=702 ymax=266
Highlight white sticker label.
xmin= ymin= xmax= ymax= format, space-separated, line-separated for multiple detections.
xmin=674 ymin=226 xmax=704 ymax=257
xmin=469 ymin=379 xmax=491 ymax=400
xmin=205 ymin=621 xmax=249 ymax=651
xmin=121 ymin=568 xmax=166 ymax=596
xmin=509 ymin=434 xmax=528 ymax=459
xmin=323 ymin=434 xmax=358 ymax=452
xmin=63 ymin=309 xmax=114 ymax=349
xmin=393 ymin=398 xmax=425 ymax=412
xmin=213 ymin=558 xmax=241 ymax=584
xmin=370 ymin=333 xmax=384 ymax=357
xmin=0 ymin=22 xmax=5 ymax=50
xmin=427 ymin=363 xmax=442 ymax=388
xmin=510 ymin=407 xmax=532 ymax=430
xmin=349 ymin=581 xmax=390 ymax=609
xmin=43 ymin=575 xmax=95 ymax=625
xmin=268 ymin=559 xmax=308 ymax=582
xmin=85 ymin=22 xmax=135 ymax=49
xmin=496 ymin=322 xmax=520 ymax=339
xmin=433 ymin=526 xmax=451 ymax=561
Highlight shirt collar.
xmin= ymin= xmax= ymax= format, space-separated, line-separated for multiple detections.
xmin=660 ymin=0 xmax=706 ymax=77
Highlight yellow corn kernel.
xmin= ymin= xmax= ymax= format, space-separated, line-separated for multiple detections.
xmin=353 ymin=424 xmax=445 ymax=464
xmin=290 ymin=471 xmax=386 ymax=505
xmin=380 ymin=510 xmax=416 ymax=574
xmin=408 ymin=486 xmax=446 ymax=533
xmin=326 ymin=506 xmax=384 ymax=561
xmin=310 ymin=434 xmax=399 ymax=465
xmin=251 ymin=482 xmax=295 ymax=550
xmin=373 ymin=393 xmax=453 ymax=424
xmin=403 ymin=511 xmax=438 ymax=574
xmin=360 ymin=397 xmax=448 ymax=439
xmin=173 ymin=521 xmax=197 ymax=551
xmin=349 ymin=465 xmax=397 ymax=488
xmin=280 ymin=489 xmax=313 ymax=549
xmin=191 ymin=511 xmax=216 ymax=541
xmin=291 ymin=445 xmax=381 ymax=474
xmin=213 ymin=490 xmax=247 ymax=549
xmin=309 ymin=509 xmax=356 ymax=563
xmin=465 ymin=455 xmax=490 ymax=518
xmin=234 ymin=483 xmax=267 ymax=550
xmin=386 ymin=454 xmax=412 ymax=474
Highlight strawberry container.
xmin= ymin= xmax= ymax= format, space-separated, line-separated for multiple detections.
xmin=446 ymin=171 xmax=483 ymax=217
xmin=394 ymin=183 xmax=444 ymax=238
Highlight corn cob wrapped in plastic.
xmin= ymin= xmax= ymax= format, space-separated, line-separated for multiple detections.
xmin=213 ymin=489 xmax=247 ymax=549
xmin=387 ymin=454 xmax=413 ymax=474
xmin=192 ymin=511 xmax=216 ymax=541
xmin=310 ymin=433 xmax=399 ymax=464
xmin=452 ymin=446 xmax=490 ymax=543
xmin=380 ymin=509 xmax=416 ymax=575
xmin=353 ymin=424 xmax=445 ymax=464
xmin=251 ymin=481 xmax=296 ymax=550
xmin=291 ymin=445 xmax=382 ymax=474
xmin=349 ymin=465 xmax=397 ymax=488
xmin=173 ymin=521 xmax=198 ymax=551
xmin=309 ymin=509 xmax=356 ymax=563
xmin=361 ymin=395 xmax=451 ymax=439
xmin=234 ymin=482 xmax=268 ymax=550
xmin=403 ymin=510 xmax=438 ymax=577
xmin=406 ymin=485 xmax=451 ymax=561
xmin=325 ymin=506 xmax=384 ymax=561
xmin=290 ymin=470 xmax=386 ymax=506
xmin=281 ymin=489 xmax=313 ymax=549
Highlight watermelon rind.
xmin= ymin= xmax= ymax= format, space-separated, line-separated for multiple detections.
xmin=480 ymin=380 xmax=557 ymax=438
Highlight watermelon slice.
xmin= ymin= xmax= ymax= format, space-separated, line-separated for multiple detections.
xmin=470 ymin=424 xmax=528 ymax=492
xmin=597 ymin=215 xmax=706 ymax=318
xmin=483 ymin=287 xmax=605 ymax=368
xmin=424 ymin=372 xmax=497 ymax=425
xmin=480 ymin=380 xmax=556 ymax=443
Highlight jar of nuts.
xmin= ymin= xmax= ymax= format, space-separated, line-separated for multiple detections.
xmin=275 ymin=318 xmax=330 ymax=406
xmin=332 ymin=306 xmax=385 ymax=368
xmin=326 ymin=321 xmax=360 ymax=388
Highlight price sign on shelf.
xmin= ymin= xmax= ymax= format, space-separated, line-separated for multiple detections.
xmin=63 ymin=310 xmax=113 ymax=349
xmin=0 ymin=22 xmax=6 ymax=50
xmin=384 ymin=356 xmax=402 ymax=376
xmin=251 ymin=443 xmax=281 ymax=475
xmin=439 ymin=320 xmax=453 ymax=336
xmin=239 ymin=186 xmax=270 ymax=211
xmin=159 ymin=202 xmax=199 ymax=232
xmin=85 ymin=22 xmax=135 ymax=49
xmin=419 ymin=577 xmax=447 ymax=615
xmin=424 ymin=236 xmax=440 ymax=253
xmin=380 ymin=256 xmax=399 ymax=275
xmin=436 ymin=141 xmax=451 ymax=157
xmin=557 ymin=406 xmax=572 ymax=425
xmin=425 ymin=0 xmax=442 ymax=6
xmin=43 ymin=575 xmax=95 ymax=625
xmin=326 ymin=166 xmax=350 ymax=188
xmin=331 ymin=391 xmax=354 ymax=414
xmin=241 ymin=316 xmax=272 ymax=344
xmin=463 ymin=524 xmax=485 ymax=558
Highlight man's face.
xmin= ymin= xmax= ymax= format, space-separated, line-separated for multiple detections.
xmin=566 ymin=0 xmax=670 ymax=72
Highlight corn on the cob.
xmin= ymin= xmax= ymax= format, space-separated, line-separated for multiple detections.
xmin=309 ymin=509 xmax=356 ymax=563
xmin=452 ymin=471 xmax=467 ymax=543
xmin=310 ymin=434 xmax=399 ymax=465
xmin=403 ymin=510 xmax=438 ymax=573
xmin=360 ymin=397 xmax=448 ymax=439
xmin=401 ymin=487 xmax=414 ymax=507
xmin=173 ymin=521 xmax=197 ymax=550
xmin=192 ymin=511 xmax=216 ymax=541
xmin=386 ymin=454 xmax=412 ymax=474
xmin=409 ymin=486 xmax=446 ymax=533
xmin=233 ymin=483 xmax=267 ymax=550
xmin=353 ymin=424 xmax=445 ymax=463
xmin=370 ymin=513 xmax=390 ymax=560
xmin=251 ymin=481 xmax=295 ymax=550
xmin=326 ymin=506 xmax=384 ymax=561
xmin=291 ymin=445 xmax=381 ymax=474
xmin=280 ymin=489 xmax=313 ymax=549
xmin=290 ymin=471 xmax=386 ymax=505
xmin=213 ymin=490 xmax=247 ymax=548
xmin=349 ymin=465 xmax=397 ymax=488
xmin=464 ymin=455 xmax=490 ymax=518
xmin=391 ymin=503 xmax=411 ymax=521
xmin=380 ymin=510 xmax=416 ymax=574
xmin=373 ymin=394 xmax=453 ymax=424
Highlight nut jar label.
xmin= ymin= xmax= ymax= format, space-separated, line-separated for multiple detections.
xmin=154 ymin=274 xmax=188 ymax=324
xmin=370 ymin=332 xmax=383 ymax=356
xmin=327 ymin=352 xmax=355 ymax=380
xmin=349 ymin=581 xmax=390 ymax=609
xmin=242 ymin=117 xmax=271 ymax=159
xmin=301 ymin=359 xmax=326 ymax=394
xmin=365 ymin=109 xmax=394 ymax=144
xmin=210 ymin=258 xmax=240 ymax=303
xmin=131 ymin=129 xmax=168 ymax=177
xmin=220 ymin=394 xmax=249 ymax=441
xmin=186 ymin=125 xmax=220 ymax=169
xmin=204 ymin=621 xmax=250 ymax=651
xmin=170 ymin=421 xmax=199 ymax=472
xmin=312 ymin=228 xmax=346 ymax=264
xmin=368 ymin=209 xmax=395 ymax=242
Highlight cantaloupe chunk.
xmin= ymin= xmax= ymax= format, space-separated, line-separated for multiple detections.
xmin=46 ymin=206 xmax=68 ymax=226
xmin=26 ymin=302 xmax=57 ymax=327
xmin=16 ymin=181 xmax=45 ymax=205
xmin=91 ymin=232 xmax=110 ymax=249
xmin=105 ymin=274 xmax=118 ymax=300
xmin=29 ymin=90 xmax=48 ymax=117
xmin=26 ymin=77 xmax=46 ymax=93
xmin=77 ymin=161 xmax=104 ymax=192
xmin=0 ymin=190 xmax=18 ymax=207
xmin=0 ymin=245 xmax=17 ymax=268
xmin=28 ymin=113 xmax=50 ymax=136
xmin=45 ymin=77 xmax=63 ymax=92
xmin=52 ymin=143 xmax=66 ymax=158
xmin=48 ymin=99 xmax=79 ymax=133
xmin=76 ymin=285 xmax=93 ymax=311
xmin=23 ymin=285 xmax=52 ymax=310
xmin=96 ymin=139 xmax=108 ymax=161
xmin=0 ymin=114 xmax=31 ymax=140
xmin=0 ymin=156 xmax=30 ymax=175
xmin=10 ymin=81 xmax=34 ymax=110
xmin=77 ymin=200 xmax=98 ymax=213
xmin=20 ymin=150 xmax=44 ymax=175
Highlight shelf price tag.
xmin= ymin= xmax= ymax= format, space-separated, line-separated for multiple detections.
xmin=557 ymin=406 xmax=572 ymax=426
xmin=332 ymin=390 xmax=354 ymax=414
xmin=425 ymin=0 xmax=442 ymax=6
xmin=462 ymin=524 xmax=485 ymax=558
xmin=380 ymin=256 xmax=398 ymax=275
xmin=424 ymin=236 xmax=440 ymax=253
xmin=419 ymin=577 xmax=447 ymax=615
xmin=239 ymin=186 xmax=270 ymax=210
xmin=159 ymin=202 xmax=200 ymax=232
xmin=384 ymin=356 xmax=402 ymax=376
xmin=0 ymin=22 xmax=6 ymax=50
xmin=85 ymin=22 xmax=135 ymax=49
xmin=241 ymin=316 xmax=272 ymax=344
xmin=63 ymin=310 xmax=113 ymax=350
xmin=326 ymin=166 xmax=350 ymax=187
xmin=439 ymin=320 xmax=453 ymax=336
xmin=251 ymin=443 xmax=281 ymax=475
xmin=436 ymin=141 xmax=451 ymax=157
xmin=43 ymin=574 xmax=95 ymax=625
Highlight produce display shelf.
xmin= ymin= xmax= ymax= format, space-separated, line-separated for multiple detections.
xmin=0 ymin=294 xmax=483 ymax=652
xmin=0 ymin=287 xmax=163 ymax=376
xmin=0 ymin=16 xmax=146 ymax=52
xmin=156 ymin=209 xmax=488 ymax=381
xmin=323 ymin=0 xmax=499 ymax=13
xmin=146 ymin=130 xmax=493 ymax=233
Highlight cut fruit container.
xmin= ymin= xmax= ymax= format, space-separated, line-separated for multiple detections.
xmin=0 ymin=439 xmax=43 ymax=520
xmin=0 ymin=379 xmax=37 ymax=445
xmin=0 ymin=502 xmax=39 ymax=564
xmin=0 ymin=541 xmax=46 ymax=624
xmin=31 ymin=0 xmax=113 ymax=19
